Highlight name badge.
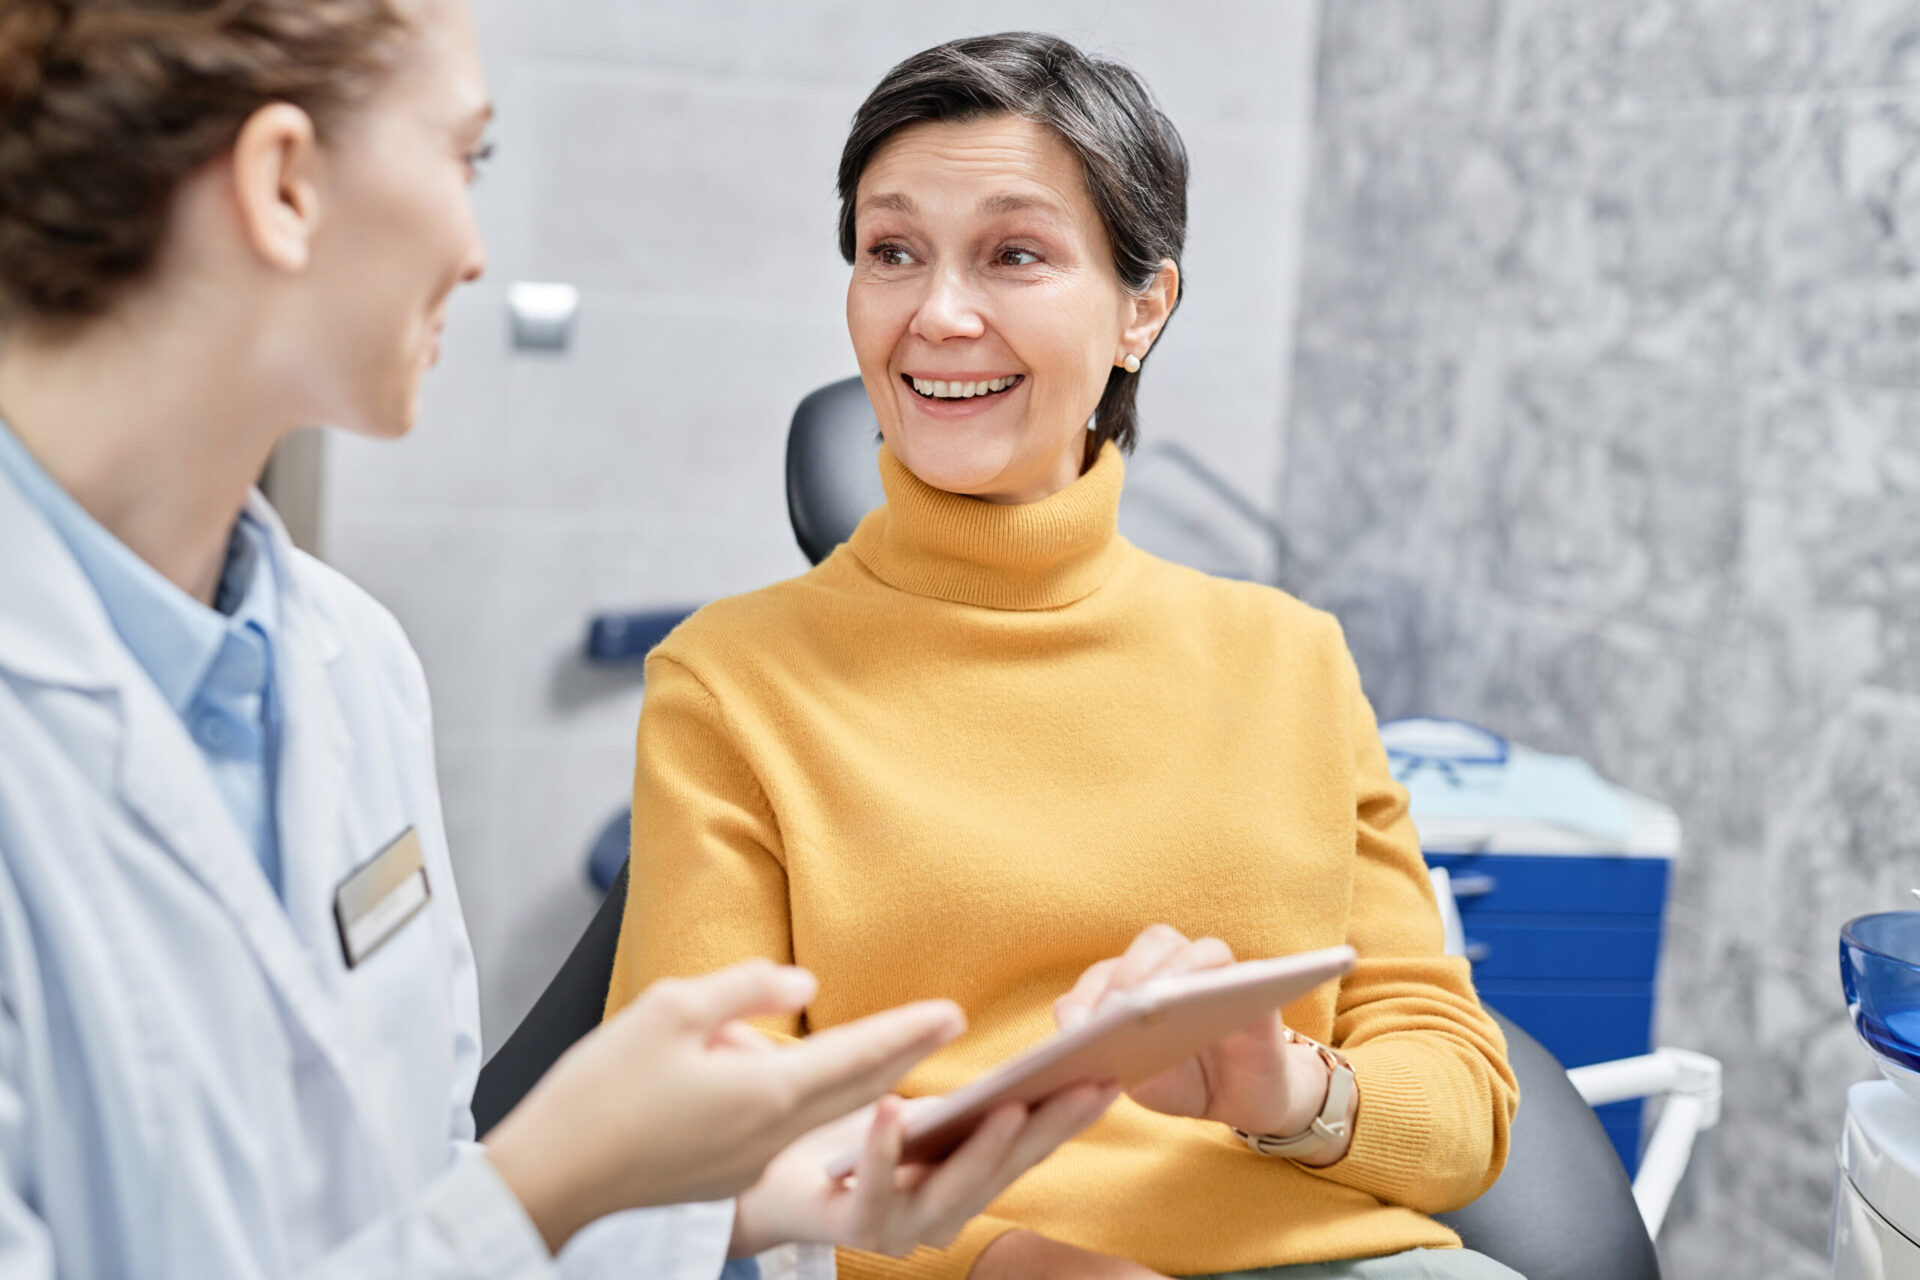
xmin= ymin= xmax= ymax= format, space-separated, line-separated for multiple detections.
xmin=334 ymin=827 xmax=432 ymax=969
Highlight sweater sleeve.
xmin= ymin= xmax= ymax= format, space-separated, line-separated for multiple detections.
xmin=1297 ymin=634 xmax=1519 ymax=1214
xmin=834 ymin=1215 xmax=1019 ymax=1280
xmin=605 ymin=653 xmax=800 ymax=1035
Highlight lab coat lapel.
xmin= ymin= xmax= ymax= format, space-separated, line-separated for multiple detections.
xmin=0 ymin=471 xmax=374 ymax=1134
xmin=265 ymin=515 xmax=364 ymax=977
xmin=0 ymin=470 xmax=286 ymax=972
xmin=113 ymin=682 xmax=361 ymax=1083
xmin=247 ymin=498 xmax=409 ymax=1206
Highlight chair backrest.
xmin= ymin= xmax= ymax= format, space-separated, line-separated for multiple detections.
xmin=471 ymin=862 xmax=630 ymax=1138
xmin=787 ymin=375 xmax=884 ymax=567
xmin=1438 ymin=1008 xmax=1662 ymax=1280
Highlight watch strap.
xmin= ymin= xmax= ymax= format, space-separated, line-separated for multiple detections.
xmin=1232 ymin=1030 xmax=1355 ymax=1160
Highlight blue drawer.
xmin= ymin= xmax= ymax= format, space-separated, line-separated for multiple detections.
xmin=1427 ymin=852 xmax=1669 ymax=1178
xmin=1460 ymin=920 xmax=1662 ymax=981
xmin=1427 ymin=853 xmax=1670 ymax=916
xmin=1478 ymin=988 xmax=1656 ymax=1070
xmin=1595 ymin=1099 xmax=1642 ymax=1128
xmin=1485 ymin=992 xmax=1656 ymax=1177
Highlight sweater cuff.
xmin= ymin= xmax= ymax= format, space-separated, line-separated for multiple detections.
xmin=1303 ymin=1040 xmax=1436 ymax=1205
xmin=834 ymin=1215 xmax=1021 ymax=1280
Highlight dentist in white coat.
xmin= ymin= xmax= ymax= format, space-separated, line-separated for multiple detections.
xmin=0 ymin=1 xmax=1116 ymax=1277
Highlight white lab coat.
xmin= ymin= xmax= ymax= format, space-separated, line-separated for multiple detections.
xmin=0 ymin=469 xmax=763 ymax=1278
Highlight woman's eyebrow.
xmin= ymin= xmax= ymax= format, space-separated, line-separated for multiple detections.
xmin=856 ymin=192 xmax=1068 ymax=221
xmin=978 ymin=192 xmax=1068 ymax=220
xmin=857 ymin=191 xmax=916 ymax=219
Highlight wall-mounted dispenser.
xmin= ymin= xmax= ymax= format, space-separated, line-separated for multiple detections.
xmin=507 ymin=282 xmax=580 ymax=353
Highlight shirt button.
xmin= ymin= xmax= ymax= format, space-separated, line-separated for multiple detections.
xmin=194 ymin=712 xmax=234 ymax=751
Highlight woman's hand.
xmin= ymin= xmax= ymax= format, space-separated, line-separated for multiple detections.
xmin=1053 ymin=925 xmax=1340 ymax=1145
xmin=485 ymin=959 xmax=966 ymax=1253
xmin=730 ymin=1082 xmax=1119 ymax=1258
xmin=970 ymin=1229 xmax=1169 ymax=1279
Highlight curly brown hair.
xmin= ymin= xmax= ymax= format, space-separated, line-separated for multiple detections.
xmin=0 ymin=0 xmax=409 ymax=320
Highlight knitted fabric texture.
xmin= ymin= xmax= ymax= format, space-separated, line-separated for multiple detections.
xmin=606 ymin=443 xmax=1518 ymax=1279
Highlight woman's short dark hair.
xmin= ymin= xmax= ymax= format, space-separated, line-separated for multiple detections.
xmin=0 ymin=0 xmax=409 ymax=321
xmin=837 ymin=32 xmax=1188 ymax=461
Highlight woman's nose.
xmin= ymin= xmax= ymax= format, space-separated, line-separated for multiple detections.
xmin=461 ymin=241 xmax=488 ymax=285
xmin=459 ymin=221 xmax=488 ymax=285
xmin=909 ymin=266 xmax=986 ymax=342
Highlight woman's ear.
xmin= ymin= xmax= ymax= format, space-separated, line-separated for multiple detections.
xmin=228 ymin=103 xmax=324 ymax=273
xmin=1119 ymin=258 xmax=1180 ymax=362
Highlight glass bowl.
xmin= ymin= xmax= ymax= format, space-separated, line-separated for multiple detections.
xmin=1842 ymin=912 xmax=1920 ymax=1105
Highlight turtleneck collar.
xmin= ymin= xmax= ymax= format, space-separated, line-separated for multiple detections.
xmin=847 ymin=441 xmax=1128 ymax=611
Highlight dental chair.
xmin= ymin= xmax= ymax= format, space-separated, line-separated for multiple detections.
xmin=473 ymin=377 xmax=1694 ymax=1280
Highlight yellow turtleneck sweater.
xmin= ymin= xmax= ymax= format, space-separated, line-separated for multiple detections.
xmin=606 ymin=443 xmax=1517 ymax=1279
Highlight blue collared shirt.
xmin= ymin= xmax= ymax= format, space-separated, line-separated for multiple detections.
xmin=0 ymin=421 xmax=283 ymax=894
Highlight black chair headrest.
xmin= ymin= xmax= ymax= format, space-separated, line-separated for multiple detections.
xmin=787 ymin=375 xmax=885 ymax=566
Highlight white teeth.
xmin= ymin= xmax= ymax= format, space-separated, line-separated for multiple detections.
xmin=910 ymin=374 xmax=1022 ymax=399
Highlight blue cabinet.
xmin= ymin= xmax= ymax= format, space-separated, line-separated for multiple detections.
xmin=1425 ymin=850 xmax=1672 ymax=1175
xmin=1380 ymin=721 xmax=1681 ymax=1178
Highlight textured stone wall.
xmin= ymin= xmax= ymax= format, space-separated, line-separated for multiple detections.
xmin=1288 ymin=2 xmax=1920 ymax=1273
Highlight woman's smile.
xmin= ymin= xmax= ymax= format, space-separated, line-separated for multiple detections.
xmin=898 ymin=371 xmax=1026 ymax=418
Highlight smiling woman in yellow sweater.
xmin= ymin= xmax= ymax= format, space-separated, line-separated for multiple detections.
xmin=607 ymin=33 xmax=1518 ymax=1280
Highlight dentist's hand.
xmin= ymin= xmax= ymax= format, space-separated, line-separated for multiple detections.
xmin=1054 ymin=925 xmax=1347 ymax=1152
xmin=486 ymin=959 xmax=965 ymax=1254
xmin=730 ymin=1081 xmax=1118 ymax=1259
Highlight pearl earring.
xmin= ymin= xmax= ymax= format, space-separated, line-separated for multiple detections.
xmin=1122 ymin=354 xmax=1142 ymax=373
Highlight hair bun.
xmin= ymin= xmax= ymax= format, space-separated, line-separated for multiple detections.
xmin=0 ymin=0 xmax=405 ymax=321
xmin=0 ymin=0 xmax=64 ymax=116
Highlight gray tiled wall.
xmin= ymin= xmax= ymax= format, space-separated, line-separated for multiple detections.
xmin=317 ymin=2 xmax=1322 ymax=1048
xmin=1292 ymin=2 xmax=1920 ymax=1274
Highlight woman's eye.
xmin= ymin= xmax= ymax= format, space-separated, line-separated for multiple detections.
xmin=997 ymin=247 xmax=1040 ymax=267
xmin=870 ymin=243 xmax=915 ymax=267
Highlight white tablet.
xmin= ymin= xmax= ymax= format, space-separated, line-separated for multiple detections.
xmin=825 ymin=945 xmax=1357 ymax=1177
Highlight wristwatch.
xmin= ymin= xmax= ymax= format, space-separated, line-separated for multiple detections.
xmin=1231 ymin=1028 xmax=1356 ymax=1161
